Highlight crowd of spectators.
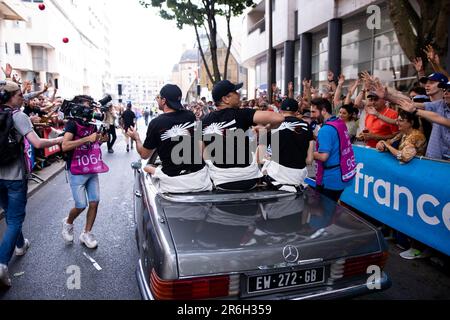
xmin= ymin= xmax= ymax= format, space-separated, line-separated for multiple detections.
xmin=185 ymin=45 xmax=448 ymax=167
xmin=1 ymin=63 xmax=66 ymax=171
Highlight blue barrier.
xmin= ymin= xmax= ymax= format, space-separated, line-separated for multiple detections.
xmin=338 ymin=146 xmax=450 ymax=256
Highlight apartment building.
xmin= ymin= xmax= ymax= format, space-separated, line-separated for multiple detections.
xmin=241 ymin=0 xmax=448 ymax=98
xmin=1 ymin=0 xmax=112 ymax=99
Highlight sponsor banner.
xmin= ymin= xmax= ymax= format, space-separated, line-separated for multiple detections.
xmin=43 ymin=127 xmax=62 ymax=157
xmin=341 ymin=146 xmax=450 ymax=256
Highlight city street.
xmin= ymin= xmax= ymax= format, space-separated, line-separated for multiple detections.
xmin=0 ymin=132 xmax=141 ymax=300
xmin=0 ymin=119 xmax=449 ymax=300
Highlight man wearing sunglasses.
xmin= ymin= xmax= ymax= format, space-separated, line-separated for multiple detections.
xmin=127 ymin=84 xmax=212 ymax=193
xmin=359 ymin=91 xmax=398 ymax=148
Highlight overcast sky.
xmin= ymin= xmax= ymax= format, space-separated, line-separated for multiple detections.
xmin=108 ymin=0 xmax=196 ymax=77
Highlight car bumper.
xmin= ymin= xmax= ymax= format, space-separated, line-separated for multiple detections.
xmin=136 ymin=259 xmax=154 ymax=300
xmin=136 ymin=258 xmax=391 ymax=301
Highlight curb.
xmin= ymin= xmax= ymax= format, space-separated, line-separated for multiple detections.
xmin=0 ymin=163 xmax=65 ymax=221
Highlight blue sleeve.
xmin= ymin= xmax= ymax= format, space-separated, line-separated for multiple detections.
xmin=317 ymin=126 xmax=334 ymax=154
xmin=424 ymin=101 xmax=441 ymax=112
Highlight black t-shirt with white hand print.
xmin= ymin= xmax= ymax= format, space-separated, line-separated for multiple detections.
xmin=202 ymin=108 xmax=256 ymax=169
xmin=143 ymin=110 xmax=204 ymax=177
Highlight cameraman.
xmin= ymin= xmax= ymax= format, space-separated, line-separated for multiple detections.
xmin=61 ymin=95 xmax=109 ymax=250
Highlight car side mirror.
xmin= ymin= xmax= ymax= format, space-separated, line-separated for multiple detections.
xmin=131 ymin=161 xmax=142 ymax=170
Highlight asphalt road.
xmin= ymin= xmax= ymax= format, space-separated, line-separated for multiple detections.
xmin=0 ymin=129 xmax=142 ymax=300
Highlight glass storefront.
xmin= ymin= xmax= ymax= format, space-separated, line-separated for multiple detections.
xmin=276 ymin=49 xmax=285 ymax=94
xmin=255 ymin=56 xmax=268 ymax=92
xmin=294 ymin=40 xmax=300 ymax=97
xmin=340 ymin=5 xmax=416 ymax=92
xmin=311 ymin=31 xmax=329 ymax=88
xmin=290 ymin=4 xmax=417 ymax=93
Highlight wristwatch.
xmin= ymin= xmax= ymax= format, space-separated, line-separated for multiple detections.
xmin=396 ymin=152 xmax=402 ymax=160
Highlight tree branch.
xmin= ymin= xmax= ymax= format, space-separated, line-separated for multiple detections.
xmin=388 ymin=0 xmax=419 ymax=60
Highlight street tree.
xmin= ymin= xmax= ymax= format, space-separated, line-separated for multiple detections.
xmin=388 ymin=0 xmax=449 ymax=69
xmin=139 ymin=0 xmax=254 ymax=84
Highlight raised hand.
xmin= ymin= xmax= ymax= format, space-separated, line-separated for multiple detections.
xmin=327 ymin=71 xmax=335 ymax=82
xmin=2 ymin=63 xmax=13 ymax=78
xmin=398 ymin=99 xmax=415 ymax=113
xmin=302 ymin=79 xmax=312 ymax=90
xmin=338 ymin=74 xmax=345 ymax=86
xmin=423 ymin=44 xmax=440 ymax=65
xmin=412 ymin=57 xmax=423 ymax=73
xmin=373 ymin=79 xmax=387 ymax=99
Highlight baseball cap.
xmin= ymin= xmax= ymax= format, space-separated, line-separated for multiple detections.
xmin=366 ymin=92 xmax=380 ymax=99
xmin=160 ymin=84 xmax=184 ymax=111
xmin=412 ymin=95 xmax=430 ymax=103
xmin=0 ymin=80 xmax=20 ymax=93
xmin=419 ymin=73 xmax=448 ymax=85
xmin=212 ymin=80 xmax=243 ymax=103
xmin=301 ymin=110 xmax=311 ymax=118
xmin=438 ymin=80 xmax=450 ymax=89
xmin=280 ymin=98 xmax=299 ymax=112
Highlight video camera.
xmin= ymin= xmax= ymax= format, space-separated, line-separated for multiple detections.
xmin=61 ymin=94 xmax=112 ymax=123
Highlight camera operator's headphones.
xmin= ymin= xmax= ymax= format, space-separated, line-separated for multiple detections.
xmin=0 ymin=89 xmax=11 ymax=104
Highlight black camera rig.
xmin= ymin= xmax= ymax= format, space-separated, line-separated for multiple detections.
xmin=60 ymin=95 xmax=112 ymax=133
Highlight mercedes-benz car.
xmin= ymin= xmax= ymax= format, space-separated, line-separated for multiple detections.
xmin=132 ymin=161 xmax=391 ymax=300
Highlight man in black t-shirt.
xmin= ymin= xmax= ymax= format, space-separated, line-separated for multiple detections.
xmin=121 ymin=102 xmax=136 ymax=152
xmin=202 ymin=80 xmax=284 ymax=191
xmin=127 ymin=84 xmax=212 ymax=193
xmin=261 ymin=98 xmax=314 ymax=188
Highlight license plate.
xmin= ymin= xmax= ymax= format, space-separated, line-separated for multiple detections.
xmin=247 ymin=267 xmax=325 ymax=294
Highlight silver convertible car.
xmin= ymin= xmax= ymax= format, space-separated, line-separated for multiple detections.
xmin=132 ymin=161 xmax=391 ymax=300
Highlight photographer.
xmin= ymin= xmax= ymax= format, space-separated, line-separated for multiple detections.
xmin=60 ymin=95 xmax=109 ymax=249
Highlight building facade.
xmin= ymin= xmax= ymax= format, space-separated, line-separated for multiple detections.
xmin=171 ymin=48 xmax=199 ymax=103
xmin=1 ymin=0 xmax=112 ymax=99
xmin=241 ymin=0 xmax=447 ymax=98
xmin=0 ymin=0 xmax=27 ymax=68
xmin=115 ymin=73 xmax=167 ymax=109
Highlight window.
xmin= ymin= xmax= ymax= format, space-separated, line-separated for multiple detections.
xmin=276 ymin=49 xmax=285 ymax=94
xmin=311 ymin=31 xmax=328 ymax=87
xmin=294 ymin=40 xmax=300 ymax=96
xmin=340 ymin=4 xmax=416 ymax=92
xmin=255 ymin=56 xmax=268 ymax=91
xmin=14 ymin=43 xmax=21 ymax=55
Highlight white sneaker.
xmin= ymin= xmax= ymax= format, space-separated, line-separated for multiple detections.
xmin=0 ymin=264 xmax=11 ymax=287
xmin=79 ymin=232 xmax=98 ymax=249
xmin=399 ymin=247 xmax=431 ymax=260
xmin=15 ymin=239 xmax=31 ymax=256
xmin=62 ymin=218 xmax=74 ymax=243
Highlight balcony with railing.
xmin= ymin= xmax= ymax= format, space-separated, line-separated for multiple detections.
xmin=248 ymin=17 xmax=266 ymax=35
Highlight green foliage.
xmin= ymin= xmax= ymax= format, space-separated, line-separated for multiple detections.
xmin=139 ymin=0 xmax=254 ymax=84
xmin=139 ymin=0 xmax=253 ymax=29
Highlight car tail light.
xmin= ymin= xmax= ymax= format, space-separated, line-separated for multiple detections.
xmin=342 ymin=251 xmax=388 ymax=278
xmin=150 ymin=269 xmax=240 ymax=300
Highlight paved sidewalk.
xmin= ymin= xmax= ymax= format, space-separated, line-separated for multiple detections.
xmin=0 ymin=160 xmax=66 ymax=221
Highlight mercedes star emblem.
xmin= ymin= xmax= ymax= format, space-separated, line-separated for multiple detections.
xmin=283 ymin=245 xmax=299 ymax=263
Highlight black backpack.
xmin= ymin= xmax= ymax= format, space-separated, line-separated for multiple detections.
xmin=0 ymin=106 xmax=22 ymax=166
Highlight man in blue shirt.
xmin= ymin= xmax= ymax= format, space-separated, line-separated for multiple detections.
xmin=312 ymin=98 xmax=352 ymax=201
